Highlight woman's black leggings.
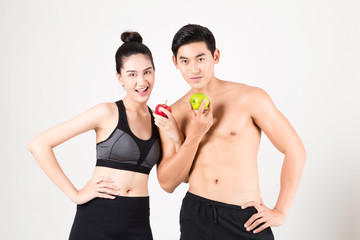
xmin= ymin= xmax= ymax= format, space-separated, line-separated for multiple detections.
xmin=69 ymin=196 xmax=152 ymax=240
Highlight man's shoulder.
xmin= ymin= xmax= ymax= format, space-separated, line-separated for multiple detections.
xmin=171 ymin=92 xmax=192 ymax=109
xmin=221 ymin=80 xmax=268 ymax=99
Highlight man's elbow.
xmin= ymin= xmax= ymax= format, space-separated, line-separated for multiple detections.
xmin=157 ymin=173 xmax=179 ymax=193
xmin=159 ymin=181 xmax=176 ymax=193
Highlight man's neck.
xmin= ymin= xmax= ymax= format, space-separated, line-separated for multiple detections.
xmin=190 ymin=76 xmax=221 ymax=96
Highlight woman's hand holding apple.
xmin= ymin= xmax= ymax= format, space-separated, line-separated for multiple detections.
xmin=153 ymin=104 xmax=184 ymax=147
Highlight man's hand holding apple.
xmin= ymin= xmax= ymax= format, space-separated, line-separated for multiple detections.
xmin=186 ymin=98 xmax=213 ymax=143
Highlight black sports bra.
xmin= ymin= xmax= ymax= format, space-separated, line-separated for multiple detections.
xmin=96 ymin=100 xmax=161 ymax=174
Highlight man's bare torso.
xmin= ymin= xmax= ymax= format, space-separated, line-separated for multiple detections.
xmin=172 ymin=80 xmax=263 ymax=205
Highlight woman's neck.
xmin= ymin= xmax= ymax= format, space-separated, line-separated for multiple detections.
xmin=122 ymin=96 xmax=148 ymax=114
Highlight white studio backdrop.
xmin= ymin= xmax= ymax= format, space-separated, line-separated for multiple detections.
xmin=1 ymin=0 xmax=359 ymax=239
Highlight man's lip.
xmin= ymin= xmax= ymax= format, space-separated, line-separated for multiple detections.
xmin=190 ymin=76 xmax=202 ymax=82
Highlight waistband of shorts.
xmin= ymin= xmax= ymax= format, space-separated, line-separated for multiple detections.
xmin=80 ymin=195 xmax=150 ymax=210
xmin=184 ymin=191 xmax=255 ymax=212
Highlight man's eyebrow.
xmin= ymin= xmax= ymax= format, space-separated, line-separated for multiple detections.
xmin=179 ymin=53 xmax=206 ymax=59
xmin=143 ymin=67 xmax=153 ymax=71
xmin=126 ymin=70 xmax=137 ymax=73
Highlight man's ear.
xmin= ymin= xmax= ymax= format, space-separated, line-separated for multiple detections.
xmin=172 ymin=55 xmax=178 ymax=69
xmin=214 ymin=49 xmax=220 ymax=64
xmin=116 ymin=73 xmax=124 ymax=86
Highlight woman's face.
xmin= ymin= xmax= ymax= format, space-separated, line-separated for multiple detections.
xmin=118 ymin=54 xmax=155 ymax=103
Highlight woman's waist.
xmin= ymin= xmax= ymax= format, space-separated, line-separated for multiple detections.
xmin=92 ymin=166 xmax=149 ymax=196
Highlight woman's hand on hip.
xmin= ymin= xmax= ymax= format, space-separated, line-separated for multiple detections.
xmin=71 ymin=177 xmax=120 ymax=204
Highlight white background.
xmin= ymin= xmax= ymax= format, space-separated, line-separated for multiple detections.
xmin=1 ymin=0 xmax=359 ymax=239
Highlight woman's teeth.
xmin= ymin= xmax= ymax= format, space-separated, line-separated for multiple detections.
xmin=136 ymin=87 xmax=148 ymax=92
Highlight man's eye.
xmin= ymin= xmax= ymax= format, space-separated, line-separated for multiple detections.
xmin=145 ymin=71 xmax=151 ymax=75
xmin=198 ymin=58 xmax=205 ymax=62
xmin=129 ymin=73 xmax=136 ymax=77
xmin=181 ymin=60 xmax=188 ymax=64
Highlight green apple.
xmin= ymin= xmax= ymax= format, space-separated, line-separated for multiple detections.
xmin=190 ymin=93 xmax=210 ymax=110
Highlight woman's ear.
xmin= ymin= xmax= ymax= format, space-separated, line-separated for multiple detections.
xmin=116 ymin=73 xmax=124 ymax=87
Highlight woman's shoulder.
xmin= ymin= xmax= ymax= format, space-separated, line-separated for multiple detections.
xmin=86 ymin=102 xmax=118 ymax=122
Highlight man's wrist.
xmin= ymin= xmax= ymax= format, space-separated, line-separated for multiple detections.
xmin=184 ymin=134 xmax=203 ymax=145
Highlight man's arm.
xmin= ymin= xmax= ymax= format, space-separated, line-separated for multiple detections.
xmin=156 ymin=101 xmax=213 ymax=193
xmin=243 ymin=87 xmax=306 ymax=233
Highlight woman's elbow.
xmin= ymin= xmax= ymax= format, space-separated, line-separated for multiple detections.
xmin=26 ymin=137 xmax=45 ymax=154
xmin=26 ymin=139 xmax=37 ymax=153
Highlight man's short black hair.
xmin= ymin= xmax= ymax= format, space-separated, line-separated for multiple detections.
xmin=171 ymin=24 xmax=216 ymax=59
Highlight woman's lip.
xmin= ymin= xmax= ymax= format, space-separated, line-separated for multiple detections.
xmin=136 ymin=87 xmax=149 ymax=96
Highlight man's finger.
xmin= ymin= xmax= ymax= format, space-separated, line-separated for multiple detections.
xmin=198 ymin=99 xmax=208 ymax=114
xmin=253 ymin=222 xmax=270 ymax=234
xmin=188 ymin=102 xmax=196 ymax=118
xmin=241 ymin=201 xmax=258 ymax=210
xmin=244 ymin=212 xmax=261 ymax=228
xmin=246 ymin=217 xmax=265 ymax=231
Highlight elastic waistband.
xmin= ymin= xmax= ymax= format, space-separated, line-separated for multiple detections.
xmin=80 ymin=195 xmax=150 ymax=210
xmin=184 ymin=192 xmax=255 ymax=212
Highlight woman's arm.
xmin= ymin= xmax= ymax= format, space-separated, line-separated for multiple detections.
xmin=27 ymin=103 xmax=120 ymax=204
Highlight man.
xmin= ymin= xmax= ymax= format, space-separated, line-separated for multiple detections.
xmin=154 ymin=24 xmax=306 ymax=240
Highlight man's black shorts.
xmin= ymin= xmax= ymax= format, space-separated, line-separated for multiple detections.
xmin=179 ymin=192 xmax=274 ymax=240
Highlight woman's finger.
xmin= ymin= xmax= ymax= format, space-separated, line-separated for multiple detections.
xmin=159 ymin=107 xmax=172 ymax=119
xmin=96 ymin=187 xmax=120 ymax=196
xmin=154 ymin=118 xmax=166 ymax=127
xmin=95 ymin=176 xmax=114 ymax=184
xmin=97 ymin=192 xmax=116 ymax=199
xmin=97 ymin=182 xmax=120 ymax=190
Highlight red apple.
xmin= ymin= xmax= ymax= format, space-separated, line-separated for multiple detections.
xmin=155 ymin=100 xmax=172 ymax=118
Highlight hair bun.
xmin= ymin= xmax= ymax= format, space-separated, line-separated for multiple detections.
xmin=121 ymin=31 xmax=143 ymax=43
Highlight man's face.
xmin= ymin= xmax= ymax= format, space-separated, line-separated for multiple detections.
xmin=173 ymin=42 xmax=219 ymax=90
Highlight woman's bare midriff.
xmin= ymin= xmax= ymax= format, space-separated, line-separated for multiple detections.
xmin=92 ymin=166 xmax=149 ymax=196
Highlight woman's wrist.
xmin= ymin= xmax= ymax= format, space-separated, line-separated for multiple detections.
xmin=68 ymin=188 xmax=79 ymax=203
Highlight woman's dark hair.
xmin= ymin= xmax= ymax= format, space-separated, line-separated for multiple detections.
xmin=115 ymin=31 xmax=155 ymax=74
xmin=171 ymin=24 xmax=216 ymax=60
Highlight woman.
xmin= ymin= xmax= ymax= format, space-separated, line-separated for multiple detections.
xmin=27 ymin=31 xmax=182 ymax=240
